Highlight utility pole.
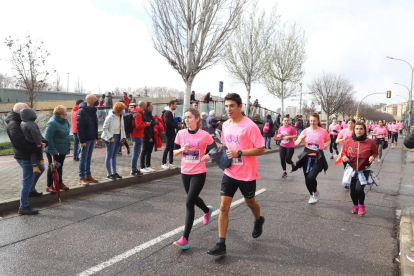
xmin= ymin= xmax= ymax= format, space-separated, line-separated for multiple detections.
xmin=67 ymin=73 xmax=70 ymax=92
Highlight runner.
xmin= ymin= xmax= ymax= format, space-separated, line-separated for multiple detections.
xmin=276 ymin=116 xmax=297 ymax=178
xmin=341 ymin=122 xmax=378 ymax=216
xmin=294 ymin=113 xmax=330 ymax=204
xmin=328 ymin=118 xmax=341 ymax=159
xmin=372 ymin=120 xmax=388 ymax=162
xmin=336 ymin=118 xmax=355 ymax=169
xmin=390 ymin=119 xmax=399 ymax=148
xmin=387 ymin=122 xmax=392 ymax=140
xmin=172 ymin=108 xmax=214 ymax=250
xmin=206 ymin=93 xmax=265 ymax=256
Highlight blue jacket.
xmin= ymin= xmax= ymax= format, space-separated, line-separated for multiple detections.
xmin=43 ymin=115 xmax=71 ymax=156
xmin=76 ymin=102 xmax=98 ymax=143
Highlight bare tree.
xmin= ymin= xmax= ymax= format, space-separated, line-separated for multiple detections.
xmin=338 ymin=97 xmax=357 ymax=120
xmin=53 ymin=73 xmax=64 ymax=91
xmin=74 ymin=77 xmax=86 ymax=93
xmin=0 ymin=73 xmax=13 ymax=88
xmin=262 ymin=22 xmax=306 ymax=115
xmin=222 ymin=1 xmax=278 ymax=114
xmin=309 ymin=73 xmax=354 ymax=128
xmin=302 ymin=100 xmax=316 ymax=122
xmin=149 ymin=0 xmax=249 ymax=113
xmin=5 ymin=35 xmax=53 ymax=108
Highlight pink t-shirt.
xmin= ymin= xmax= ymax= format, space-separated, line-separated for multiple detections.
xmin=175 ymin=129 xmax=214 ymax=175
xmin=337 ymin=128 xmax=353 ymax=142
xmin=373 ymin=127 xmax=388 ymax=139
xmin=390 ymin=124 xmax=399 ymax=133
xmin=277 ymin=125 xmax=297 ymax=148
xmin=342 ymin=122 xmax=347 ymax=129
xmin=300 ymin=127 xmax=330 ymax=151
xmin=329 ymin=124 xmax=341 ymax=136
xmin=221 ymin=117 xmax=265 ymax=181
xmin=399 ymin=123 xmax=404 ymax=130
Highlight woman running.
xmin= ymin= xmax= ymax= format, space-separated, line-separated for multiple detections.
xmin=341 ymin=122 xmax=378 ymax=216
xmin=172 ymin=108 xmax=214 ymax=250
xmin=328 ymin=119 xmax=341 ymax=159
xmin=336 ymin=118 xmax=355 ymax=169
xmin=372 ymin=120 xmax=388 ymax=162
xmin=294 ymin=113 xmax=330 ymax=204
xmin=276 ymin=116 xmax=297 ymax=178
xmin=390 ymin=120 xmax=399 ymax=148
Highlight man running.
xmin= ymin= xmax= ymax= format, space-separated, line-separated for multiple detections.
xmin=206 ymin=93 xmax=265 ymax=256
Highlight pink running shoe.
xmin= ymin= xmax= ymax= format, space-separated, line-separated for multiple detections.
xmin=173 ymin=236 xmax=189 ymax=250
xmin=358 ymin=204 xmax=365 ymax=217
xmin=203 ymin=205 xmax=214 ymax=225
xmin=350 ymin=205 xmax=359 ymax=214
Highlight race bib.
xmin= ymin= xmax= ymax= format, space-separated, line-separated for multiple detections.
xmin=232 ymin=157 xmax=243 ymax=166
xmin=281 ymin=138 xmax=289 ymax=144
xmin=307 ymin=142 xmax=320 ymax=151
xmin=183 ymin=150 xmax=200 ymax=163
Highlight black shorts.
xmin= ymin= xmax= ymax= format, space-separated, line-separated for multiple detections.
xmin=221 ymin=174 xmax=256 ymax=199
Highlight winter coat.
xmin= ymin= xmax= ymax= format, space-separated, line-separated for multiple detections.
xmin=404 ymin=130 xmax=414 ymax=149
xmin=20 ymin=108 xmax=43 ymax=145
xmin=6 ymin=111 xmax=48 ymax=160
xmin=101 ymin=110 xmax=126 ymax=142
xmin=190 ymin=94 xmax=196 ymax=103
xmin=130 ymin=107 xmax=147 ymax=138
xmin=153 ymin=114 xmax=164 ymax=151
xmin=263 ymin=118 xmax=274 ymax=137
xmin=201 ymin=119 xmax=208 ymax=131
xmin=162 ymin=109 xmax=178 ymax=136
xmin=292 ymin=148 xmax=329 ymax=173
xmin=122 ymin=96 xmax=130 ymax=107
xmin=43 ymin=115 xmax=71 ymax=156
xmin=203 ymin=94 xmax=212 ymax=103
xmin=71 ymin=104 xmax=80 ymax=134
xmin=104 ymin=95 xmax=113 ymax=107
xmin=341 ymin=138 xmax=378 ymax=172
xmin=76 ymin=102 xmax=98 ymax=143
xmin=143 ymin=110 xmax=155 ymax=140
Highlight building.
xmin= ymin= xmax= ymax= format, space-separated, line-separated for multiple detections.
xmin=372 ymin=103 xmax=387 ymax=109
xmin=276 ymin=107 xmax=281 ymax=114
xmin=397 ymin=102 xmax=408 ymax=121
xmin=382 ymin=104 xmax=397 ymax=116
xmin=285 ymin=106 xmax=297 ymax=117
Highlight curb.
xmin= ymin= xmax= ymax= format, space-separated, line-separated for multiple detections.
xmin=400 ymin=208 xmax=414 ymax=275
xmin=0 ymin=147 xmax=289 ymax=214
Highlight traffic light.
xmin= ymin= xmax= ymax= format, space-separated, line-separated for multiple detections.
xmin=219 ymin=81 xmax=223 ymax=92
xmin=386 ymin=90 xmax=391 ymax=98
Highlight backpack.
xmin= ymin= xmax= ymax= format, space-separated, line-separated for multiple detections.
xmin=263 ymin=122 xmax=270 ymax=133
xmin=294 ymin=121 xmax=299 ymax=128
xmin=123 ymin=112 xmax=137 ymax=134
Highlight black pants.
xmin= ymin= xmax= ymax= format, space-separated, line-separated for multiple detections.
xmin=279 ymin=146 xmax=294 ymax=171
xmin=181 ymin=173 xmax=209 ymax=240
xmin=329 ymin=135 xmax=338 ymax=154
xmin=392 ymin=133 xmax=398 ymax=143
xmin=388 ymin=131 xmax=392 ymax=140
xmin=350 ymin=171 xmax=369 ymax=205
xmin=31 ymin=147 xmax=44 ymax=166
xmin=140 ymin=139 xmax=154 ymax=168
xmin=162 ymin=134 xmax=175 ymax=165
xmin=46 ymin=153 xmax=66 ymax=187
xmin=302 ymin=157 xmax=324 ymax=195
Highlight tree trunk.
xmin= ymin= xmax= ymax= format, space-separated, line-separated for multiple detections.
xmin=245 ymin=83 xmax=251 ymax=116
xmin=281 ymin=81 xmax=284 ymax=115
xmin=184 ymin=78 xmax=194 ymax=116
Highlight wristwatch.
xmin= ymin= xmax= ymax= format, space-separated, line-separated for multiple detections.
xmin=237 ymin=150 xmax=243 ymax=158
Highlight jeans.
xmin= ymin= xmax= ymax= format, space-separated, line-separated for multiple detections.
xmin=46 ymin=153 xmax=66 ymax=187
xmin=141 ymin=139 xmax=154 ymax=168
xmin=73 ymin=133 xmax=80 ymax=160
xmin=162 ymin=134 xmax=175 ymax=165
xmin=264 ymin=136 xmax=272 ymax=148
xmin=16 ymin=159 xmax=45 ymax=209
xmin=131 ymin=137 xmax=142 ymax=172
xmin=79 ymin=140 xmax=95 ymax=179
xmin=105 ymin=134 xmax=121 ymax=175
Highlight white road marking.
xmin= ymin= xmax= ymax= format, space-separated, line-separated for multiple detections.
xmin=78 ymin=188 xmax=267 ymax=276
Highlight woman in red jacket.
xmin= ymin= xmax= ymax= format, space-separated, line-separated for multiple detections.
xmin=341 ymin=122 xmax=378 ymax=217
xmin=71 ymin=99 xmax=83 ymax=161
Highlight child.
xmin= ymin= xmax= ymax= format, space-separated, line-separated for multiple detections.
xmin=20 ymin=109 xmax=45 ymax=174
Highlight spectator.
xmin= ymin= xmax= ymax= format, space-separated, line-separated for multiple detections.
xmin=71 ymin=99 xmax=83 ymax=161
xmin=44 ymin=105 xmax=71 ymax=193
xmin=192 ymin=102 xmax=199 ymax=109
xmin=101 ymin=102 xmax=126 ymax=180
xmin=6 ymin=103 xmax=47 ymax=215
xmin=274 ymin=114 xmax=281 ymax=129
xmin=190 ymin=91 xmax=196 ymax=103
xmin=97 ymin=94 xmax=105 ymax=107
xmin=207 ymin=110 xmax=219 ymax=135
xmin=153 ymin=114 xmax=164 ymax=152
xmin=122 ymin=92 xmax=130 ymax=107
xmin=141 ymin=102 xmax=157 ymax=173
xmin=162 ymin=100 xmax=181 ymax=169
xmin=104 ymin=92 xmax=113 ymax=108
xmin=130 ymin=101 xmax=151 ymax=176
xmin=77 ymin=94 xmax=99 ymax=186
xmin=404 ymin=128 xmax=414 ymax=149
xmin=263 ymin=114 xmax=275 ymax=149
xmin=201 ymin=112 xmax=208 ymax=131
xmin=203 ymin=92 xmax=212 ymax=103
xmin=129 ymin=94 xmax=136 ymax=104
xmin=295 ymin=115 xmax=304 ymax=136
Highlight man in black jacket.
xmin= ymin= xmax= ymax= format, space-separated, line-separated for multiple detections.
xmin=6 ymin=103 xmax=47 ymax=215
xmin=404 ymin=128 xmax=414 ymax=149
xmin=161 ymin=100 xmax=181 ymax=169
xmin=140 ymin=102 xmax=156 ymax=173
xmin=76 ymin=94 xmax=99 ymax=186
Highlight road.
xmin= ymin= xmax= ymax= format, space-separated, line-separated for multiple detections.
xmin=0 ymin=145 xmax=400 ymax=276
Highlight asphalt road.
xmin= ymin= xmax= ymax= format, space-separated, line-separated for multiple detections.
xmin=0 ymin=146 xmax=400 ymax=276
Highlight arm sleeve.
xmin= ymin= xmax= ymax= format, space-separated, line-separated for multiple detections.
xmin=76 ymin=110 xmax=85 ymax=143
xmin=205 ymin=132 xmax=214 ymax=145
xmin=44 ymin=123 xmax=58 ymax=155
xmin=164 ymin=112 xmax=177 ymax=129
xmin=250 ymin=125 xmax=265 ymax=148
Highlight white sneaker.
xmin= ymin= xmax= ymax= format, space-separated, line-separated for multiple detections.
xmin=147 ymin=167 xmax=156 ymax=172
xmin=168 ymin=164 xmax=178 ymax=169
xmin=377 ymin=159 xmax=381 ymax=163
xmin=161 ymin=164 xmax=170 ymax=170
xmin=308 ymin=195 xmax=315 ymax=204
xmin=313 ymin=191 xmax=319 ymax=204
xmin=141 ymin=168 xmax=150 ymax=173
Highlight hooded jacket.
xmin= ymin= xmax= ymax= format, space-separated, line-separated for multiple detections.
xmin=71 ymin=104 xmax=80 ymax=134
xmin=292 ymin=148 xmax=328 ymax=173
xmin=76 ymin=102 xmax=98 ymax=143
xmin=6 ymin=111 xmax=47 ymax=160
xmin=43 ymin=115 xmax=71 ymax=156
xmin=143 ymin=109 xmax=155 ymax=140
xmin=20 ymin=108 xmax=43 ymax=145
xmin=341 ymin=138 xmax=378 ymax=171
xmin=130 ymin=106 xmax=147 ymax=138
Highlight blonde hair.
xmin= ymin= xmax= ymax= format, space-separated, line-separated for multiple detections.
xmin=113 ymin=102 xmax=126 ymax=114
xmin=53 ymin=105 xmax=67 ymax=116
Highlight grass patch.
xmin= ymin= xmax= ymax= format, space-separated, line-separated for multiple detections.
xmin=0 ymin=148 xmax=14 ymax=156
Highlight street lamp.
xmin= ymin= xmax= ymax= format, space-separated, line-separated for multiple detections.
xmin=299 ymin=82 xmax=303 ymax=115
xmin=67 ymin=73 xmax=70 ymax=92
xmin=387 ymin=56 xmax=414 ymax=127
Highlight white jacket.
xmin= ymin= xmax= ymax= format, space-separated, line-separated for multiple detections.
xmin=101 ymin=110 xmax=126 ymax=141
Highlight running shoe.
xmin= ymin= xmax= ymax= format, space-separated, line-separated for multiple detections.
xmin=147 ymin=167 xmax=156 ymax=172
xmin=113 ymin=173 xmax=122 ymax=179
xmin=344 ymin=186 xmax=349 ymax=190
xmin=336 ymin=150 xmax=339 ymax=155
xmin=203 ymin=205 xmax=214 ymax=225
xmin=252 ymin=216 xmax=265 ymax=238
xmin=358 ymin=204 xmax=365 ymax=216
xmin=169 ymin=164 xmax=178 ymax=169
xmin=173 ymin=236 xmax=189 ymax=250
xmin=268 ymin=147 xmax=272 ymax=150
xmin=308 ymin=195 xmax=315 ymax=204
xmin=330 ymin=156 xmax=334 ymax=159
xmin=350 ymin=205 xmax=359 ymax=214
xmin=282 ymin=172 xmax=287 ymax=178
xmin=377 ymin=159 xmax=381 ymax=163
xmin=161 ymin=164 xmax=169 ymax=170
xmin=130 ymin=170 xmax=143 ymax=176
xmin=106 ymin=174 xmax=116 ymax=180
xmin=396 ymin=142 xmax=398 ymax=146
xmin=140 ymin=168 xmax=150 ymax=173
xmin=313 ymin=191 xmax=319 ymax=204
xmin=207 ymin=242 xmax=226 ymax=256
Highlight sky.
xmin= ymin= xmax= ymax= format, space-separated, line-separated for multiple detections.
xmin=1 ymin=0 xmax=413 ymax=112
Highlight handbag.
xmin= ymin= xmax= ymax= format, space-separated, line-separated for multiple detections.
xmin=208 ymin=146 xmax=232 ymax=170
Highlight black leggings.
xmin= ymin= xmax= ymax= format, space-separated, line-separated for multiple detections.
xmin=181 ymin=173 xmax=210 ymax=240
xmin=302 ymin=157 xmax=324 ymax=195
xmin=279 ymin=146 xmax=294 ymax=171
xmin=388 ymin=131 xmax=392 ymax=140
xmin=330 ymin=135 xmax=338 ymax=154
xmin=376 ymin=139 xmax=384 ymax=159
xmin=350 ymin=171 xmax=369 ymax=205
xmin=392 ymin=133 xmax=398 ymax=144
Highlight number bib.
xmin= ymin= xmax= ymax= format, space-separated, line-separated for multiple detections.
xmin=232 ymin=157 xmax=243 ymax=165
xmin=183 ymin=150 xmax=200 ymax=163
